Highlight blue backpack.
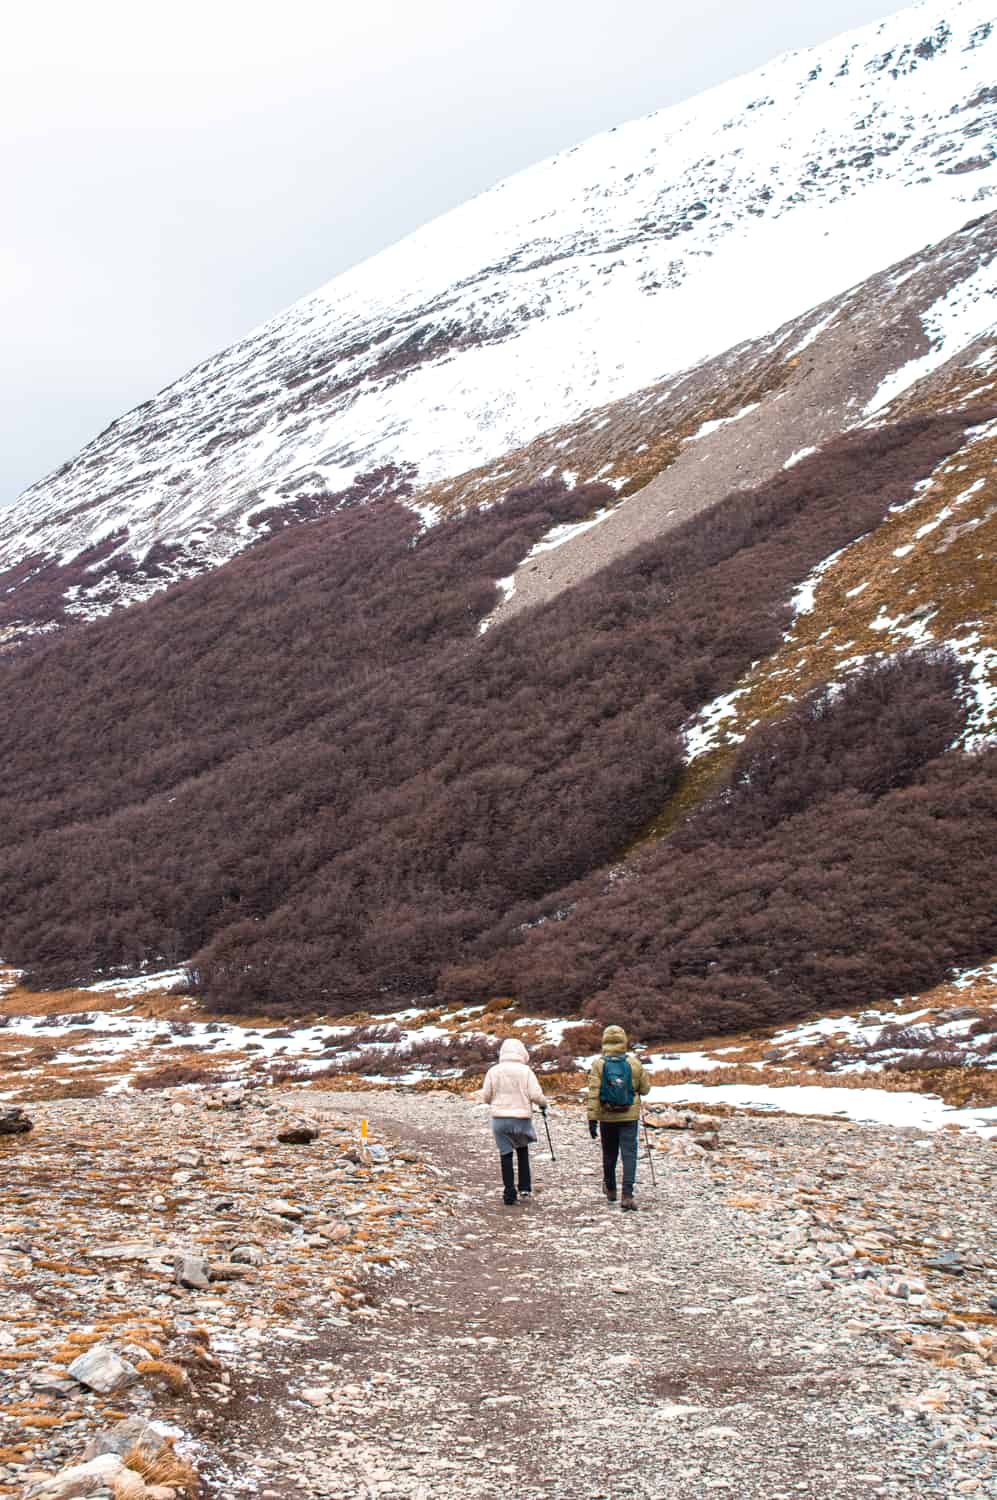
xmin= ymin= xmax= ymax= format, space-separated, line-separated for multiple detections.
xmin=599 ymin=1054 xmax=635 ymax=1111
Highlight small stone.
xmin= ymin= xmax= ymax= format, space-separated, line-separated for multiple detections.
xmin=173 ymin=1253 xmax=211 ymax=1290
xmin=0 ymin=1105 xmax=33 ymax=1135
xmin=924 ymin=1254 xmax=964 ymax=1275
xmin=230 ymin=1243 xmax=265 ymax=1265
xmin=208 ymin=1261 xmax=253 ymax=1280
xmin=277 ymin=1121 xmax=319 ymax=1144
xmin=87 ymin=1243 xmax=162 ymax=1262
xmin=646 ymin=1110 xmax=686 ymax=1130
xmin=265 ymin=1198 xmax=304 ymax=1221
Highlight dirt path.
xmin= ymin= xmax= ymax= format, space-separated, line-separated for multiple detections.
xmin=193 ymin=1090 xmax=992 ymax=1500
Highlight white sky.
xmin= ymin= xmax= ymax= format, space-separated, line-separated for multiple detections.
xmin=2 ymin=0 xmax=898 ymax=505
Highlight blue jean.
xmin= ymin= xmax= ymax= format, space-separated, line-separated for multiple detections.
xmin=600 ymin=1120 xmax=639 ymax=1195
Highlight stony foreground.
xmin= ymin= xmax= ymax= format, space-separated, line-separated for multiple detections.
xmin=1 ymin=1086 xmax=995 ymax=1500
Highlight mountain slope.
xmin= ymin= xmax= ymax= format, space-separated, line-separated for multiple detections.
xmin=1 ymin=407 xmax=993 ymax=1036
xmin=1 ymin=0 xmax=996 ymax=633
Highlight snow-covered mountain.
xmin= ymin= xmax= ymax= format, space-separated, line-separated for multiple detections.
xmin=1 ymin=0 xmax=996 ymax=634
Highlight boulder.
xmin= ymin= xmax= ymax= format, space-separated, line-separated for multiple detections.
xmin=83 ymin=1418 xmax=170 ymax=1465
xmin=25 ymin=1453 xmax=125 ymax=1498
xmin=67 ymin=1345 xmax=139 ymax=1395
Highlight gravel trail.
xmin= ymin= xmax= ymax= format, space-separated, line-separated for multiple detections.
xmin=199 ymin=1090 xmax=995 ymax=1500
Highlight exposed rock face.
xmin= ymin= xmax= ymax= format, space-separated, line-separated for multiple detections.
xmin=480 ymin=212 xmax=997 ymax=628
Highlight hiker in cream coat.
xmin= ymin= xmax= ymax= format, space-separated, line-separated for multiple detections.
xmin=481 ymin=1037 xmax=547 ymax=1205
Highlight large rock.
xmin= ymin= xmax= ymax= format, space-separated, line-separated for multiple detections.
xmin=0 ymin=1105 xmax=32 ymax=1135
xmin=67 ymin=1345 xmax=139 ymax=1395
xmin=83 ymin=1418 xmax=171 ymax=1464
xmin=24 ymin=1454 xmax=124 ymax=1498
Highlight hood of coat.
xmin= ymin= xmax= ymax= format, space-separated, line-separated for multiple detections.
xmin=602 ymin=1025 xmax=628 ymax=1054
xmin=499 ymin=1037 xmax=530 ymax=1065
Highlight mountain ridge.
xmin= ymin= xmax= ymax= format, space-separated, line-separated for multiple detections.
xmin=1 ymin=0 xmax=995 ymax=637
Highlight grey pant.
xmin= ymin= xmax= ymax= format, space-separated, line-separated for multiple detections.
xmin=600 ymin=1119 xmax=639 ymax=1194
xmin=491 ymin=1116 xmax=537 ymax=1155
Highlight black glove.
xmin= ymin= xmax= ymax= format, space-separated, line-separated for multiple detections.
xmin=539 ymin=1103 xmax=548 ymax=1115
xmin=588 ymin=1120 xmax=599 ymax=1140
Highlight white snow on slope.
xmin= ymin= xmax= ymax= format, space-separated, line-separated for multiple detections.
xmin=864 ymin=258 xmax=997 ymax=413
xmin=1 ymin=0 xmax=996 ymax=594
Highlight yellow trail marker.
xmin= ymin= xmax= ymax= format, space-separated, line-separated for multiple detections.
xmin=360 ymin=1118 xmax=368 ymax=1140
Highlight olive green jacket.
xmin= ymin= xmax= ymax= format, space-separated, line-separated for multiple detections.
xmin=587 ymin=1026 xmax=651 ymax=1123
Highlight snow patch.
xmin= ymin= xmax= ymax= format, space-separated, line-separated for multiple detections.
xmin=647 ymin=1080 xmax=997 ymax=1136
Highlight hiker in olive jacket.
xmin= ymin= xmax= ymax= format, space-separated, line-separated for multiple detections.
xmin=587 ymin=1024 xmax=651 ymax=1211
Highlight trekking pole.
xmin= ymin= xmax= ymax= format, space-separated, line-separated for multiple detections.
xmin=541 ymin=1108 xmax=556 ymax=1162
xmin=640 ymin=1105 xmax=657 ymax=1188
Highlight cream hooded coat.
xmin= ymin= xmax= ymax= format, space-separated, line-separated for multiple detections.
xmin=481 ymin=1038 xmax=547 ymax=1118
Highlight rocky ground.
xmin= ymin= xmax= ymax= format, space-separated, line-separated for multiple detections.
xmin=2 ymin=1084 xmax=995 ymax=1500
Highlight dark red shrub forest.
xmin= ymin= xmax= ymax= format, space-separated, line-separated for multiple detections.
xmin=452 ymin=653 xmax=996 ymax=1038
xmin=0 ymin=408 xmax=993 ymax=1039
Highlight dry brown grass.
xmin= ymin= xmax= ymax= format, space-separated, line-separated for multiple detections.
xmin=122 ymin=1440 xmax=200 ymax=1497
xmin=134 ymin=1358 xmax=190 ymax=1394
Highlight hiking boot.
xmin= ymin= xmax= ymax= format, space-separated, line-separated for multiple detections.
xmin=519 ymin=1189 xmax=532 ymax=1202
xmin=603 ymin=1183 xmax=617 ymax=1203
xmin=621 ymin=1194 xmax=637 ymax=1211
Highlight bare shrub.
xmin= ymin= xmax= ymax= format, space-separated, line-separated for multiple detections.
xmin=894 ymin=1047 xmax=967 ymax=1071
xmin=132 ymin=1064 xmax=215 ymax=1091
xmin=877 ymin=1023 xmax=936 ymax=1051
xmin=0 ymin=412 xmax=993 ymax=1044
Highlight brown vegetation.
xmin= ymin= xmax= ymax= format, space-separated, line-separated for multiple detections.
xmin=0 ymin=412 xmax=992 ymax=1045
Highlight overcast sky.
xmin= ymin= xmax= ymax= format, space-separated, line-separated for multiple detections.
xmin=2 ymin=0 xmax=898 ymax=506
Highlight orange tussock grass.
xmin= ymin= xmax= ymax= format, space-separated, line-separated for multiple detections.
xmin=134 ymin=1359 xmax=190 ymax=1394
xmin=123 ymin=1442 xmax=200 ymax=1498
